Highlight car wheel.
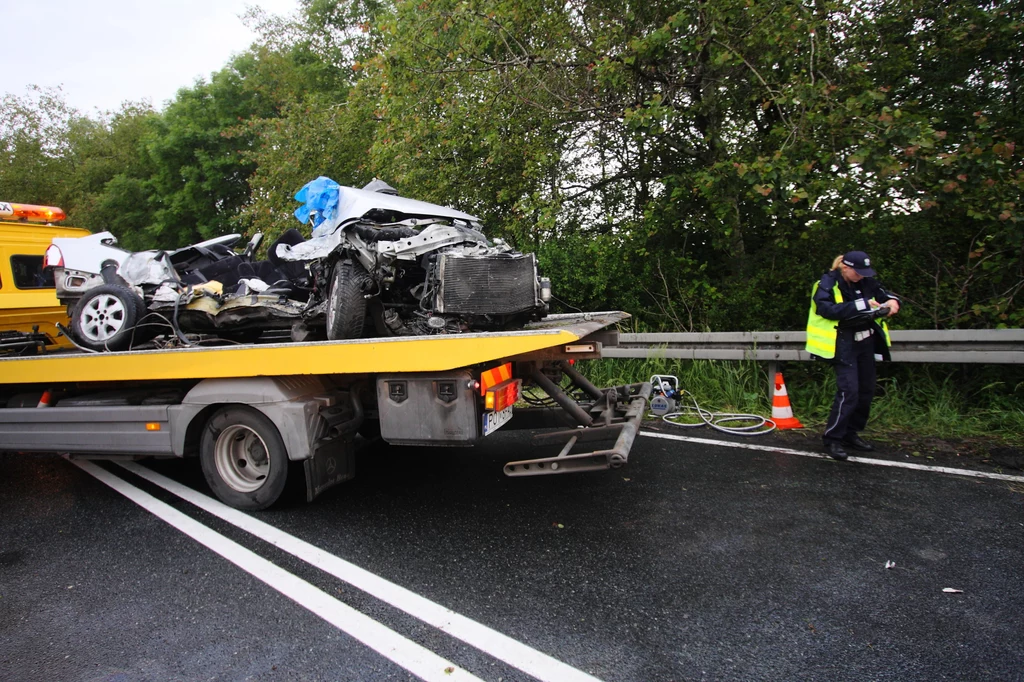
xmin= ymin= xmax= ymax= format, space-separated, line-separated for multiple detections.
xmin=326 ymin=260 xmax=370 ymax=341
xmin=70 ymin=284 xmax=144 ymax=352
xmin=200 ymin=406 xmax=288 ymax=510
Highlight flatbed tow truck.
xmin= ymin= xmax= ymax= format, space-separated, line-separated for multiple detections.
xmin=0 ymin=312 xmax=650 ymax=509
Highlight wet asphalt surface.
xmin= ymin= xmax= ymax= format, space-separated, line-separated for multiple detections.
xmin=1 ymin=425 xmax=1022 ymax=682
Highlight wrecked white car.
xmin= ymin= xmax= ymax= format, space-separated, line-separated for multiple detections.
xmin=278 ymin=177 xmax=551 ymax=340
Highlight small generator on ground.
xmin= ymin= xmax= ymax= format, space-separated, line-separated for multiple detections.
xmin=649 ymin=375 xmax=680 ymax=416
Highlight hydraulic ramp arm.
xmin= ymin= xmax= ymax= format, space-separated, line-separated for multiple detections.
xmin=503 ymin=360 xmax=651 ymax=476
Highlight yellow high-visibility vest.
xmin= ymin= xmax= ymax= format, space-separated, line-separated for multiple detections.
xmin=805 ymin=277 xmax=891 ymax=359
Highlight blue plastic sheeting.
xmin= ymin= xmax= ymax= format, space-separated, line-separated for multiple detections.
xmin=293 ymin=176 xmax=341 ymax=228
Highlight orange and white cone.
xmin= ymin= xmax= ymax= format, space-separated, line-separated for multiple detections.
xmin=770 ymin=372 xmax=803 ymax=429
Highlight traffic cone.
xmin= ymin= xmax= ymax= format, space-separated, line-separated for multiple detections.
xmin=770 ymin=372 xmax=803 ymax=429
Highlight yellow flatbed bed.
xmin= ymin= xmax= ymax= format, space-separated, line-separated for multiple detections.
xmin=0 ymin=312 xmax=624 ymax=385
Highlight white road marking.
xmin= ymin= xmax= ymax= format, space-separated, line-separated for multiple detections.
xmin=116 ymin=461 xmax=605 ymax=682
xmin=71 ymin=459 xmax=484 ymax=682
xmin=640 ymin=431 xmax=1024 ymax=483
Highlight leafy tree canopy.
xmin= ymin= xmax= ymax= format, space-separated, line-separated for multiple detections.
xmin=1 ymin=0 xmax=1019 ymax=329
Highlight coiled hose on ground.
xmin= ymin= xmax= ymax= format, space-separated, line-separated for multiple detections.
xmin=652 ymin=375 xmax=777 ymax=436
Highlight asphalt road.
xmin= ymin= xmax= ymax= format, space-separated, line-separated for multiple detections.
xmin=2 ymin=426 xmax=1022 ymax=682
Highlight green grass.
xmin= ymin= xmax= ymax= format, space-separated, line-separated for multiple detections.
xmin=575 ymin=357 xmax=1024 ymax=445
xmin=869 ymin=371 xmax=1024 ymax=441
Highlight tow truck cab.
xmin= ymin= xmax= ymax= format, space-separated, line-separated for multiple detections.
xmin=0 ymin=202 xmax=89 ymax=349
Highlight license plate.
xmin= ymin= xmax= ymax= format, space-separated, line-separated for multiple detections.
xmin=482 ymin=405 xmax=514 ymax=435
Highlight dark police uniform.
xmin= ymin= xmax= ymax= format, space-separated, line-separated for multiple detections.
xmin=810 ymin=269 xmax=900 ymax=447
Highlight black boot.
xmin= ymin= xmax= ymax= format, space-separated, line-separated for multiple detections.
xmin=825 ymin=442 xmax=849 ymax=461
xmin=843 ymin=434 xmax=875 ymax=452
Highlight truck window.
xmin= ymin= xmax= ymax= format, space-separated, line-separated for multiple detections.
xmin=10 ymin=255 xmax=55 ymax=289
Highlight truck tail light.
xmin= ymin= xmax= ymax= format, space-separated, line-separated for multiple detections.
xmin=484 ymin=378 xmax=521 ymax=411
xmin=44 ymin=244 xmax=64 ymax=268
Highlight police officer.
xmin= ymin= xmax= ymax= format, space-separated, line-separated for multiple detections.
xmin=805 ymin=251 xmax=901 ymax=460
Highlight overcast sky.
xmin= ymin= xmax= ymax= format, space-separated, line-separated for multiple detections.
xmin=1 ymin=0 xmax=300 ymax=115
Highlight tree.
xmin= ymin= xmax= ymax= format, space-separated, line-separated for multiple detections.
xmin=237 ymin=0 xmax=393 ymax=239
xmin=4 ymin=0 xmax=1017 ymax=331
xmin=60 ymin=104 xmax=158 ymax=249
xmin=365 ymin=0 xmax=1022 ymax=330
xmin=0 ymin=88 xmax=158 ymax=250
xmin=142 ymin=54 xmax=278 ymax=247
xmin=0 ymin=86 xmax=80 ymax=205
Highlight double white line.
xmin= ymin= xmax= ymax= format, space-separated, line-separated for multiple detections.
xmin=72 ymin=460 xmax=603 ymax=682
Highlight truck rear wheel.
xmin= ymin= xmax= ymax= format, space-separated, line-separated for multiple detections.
xmin=326 ymin=260 xmax=370 ymax=341
xmin=70 ymin=284 xmax=145 ymax=352
xmin=200 ymin=406 xmax=288 ymax=510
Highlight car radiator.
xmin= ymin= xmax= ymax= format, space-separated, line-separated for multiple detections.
xmin=435 ymin=253 xmax=538 ymax=315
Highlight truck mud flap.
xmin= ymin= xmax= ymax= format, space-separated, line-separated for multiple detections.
xmin=304 ymin=389 xmax=362 ymax=501
xmin=304 ymin=438 xmax=355 ymax=502
xmin=504 ymin=362 xmax=651 ymax=476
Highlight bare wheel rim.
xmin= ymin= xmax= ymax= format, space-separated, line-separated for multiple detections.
xmin=80 ymin=294 xmax=128 ymax=342
xmin=214 ymin=424 xmax=271 ymax=493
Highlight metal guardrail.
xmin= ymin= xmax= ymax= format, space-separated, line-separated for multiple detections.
xmin=602 ymin=329 xmax=1024 ymax=402
xmin=604 ymin=329 xmax=1024 ymax=364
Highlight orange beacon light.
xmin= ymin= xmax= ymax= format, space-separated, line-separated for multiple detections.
xmin=0 ymin=202 xmax=67 ymax=223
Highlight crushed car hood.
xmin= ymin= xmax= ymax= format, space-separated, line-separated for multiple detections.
xmin=312 ymin=185 xmax=481 ymax=238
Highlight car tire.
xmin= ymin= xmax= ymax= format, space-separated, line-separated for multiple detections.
xmin=70 ymin=284 xmax=145 ymax=352
xmin=200 ymin=406 xmax=288 ymax=511
xmin=326 ymin=260 xmax=370 ymax=341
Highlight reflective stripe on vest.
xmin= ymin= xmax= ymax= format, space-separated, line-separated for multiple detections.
xmin=805 ymin=281 xmax=842 ymax=359
xmin=805 ymin=277 xmax=892 ymax=359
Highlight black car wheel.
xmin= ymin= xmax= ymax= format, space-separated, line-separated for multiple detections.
xmin=326 ymin=260 xmax=371 ymax=341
